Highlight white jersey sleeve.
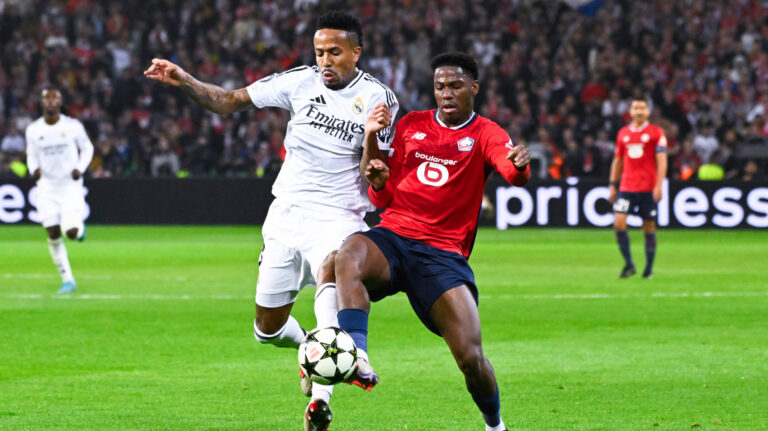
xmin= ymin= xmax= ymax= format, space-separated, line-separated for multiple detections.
xmin=245 ymin=66 xmax=312 ymax=111
xmin=25 ymin=124 xmax=40 ymax=174
xmin=363 ymin=77 xmax=399 ymax=152
xmin=73 ymin=120 xmax=94 ymax=173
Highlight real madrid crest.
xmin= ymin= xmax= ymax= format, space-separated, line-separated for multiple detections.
xmin=353 ymin=97 xmax=363 ymax=114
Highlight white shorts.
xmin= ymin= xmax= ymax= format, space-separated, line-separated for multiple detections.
xmin=255 ymin=200 xmax=369 ymax=308
xmin=36 ymin=185 xmax=87 ymax=229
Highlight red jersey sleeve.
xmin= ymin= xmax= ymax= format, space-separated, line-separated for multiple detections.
xmin=482 ymin=125 xmax=530 ymax=186
xmin=368 ymin=117 xmax=407 ymax=208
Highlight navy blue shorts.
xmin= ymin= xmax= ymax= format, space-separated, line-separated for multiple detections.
xmin=358 ymin=227 xmax=478 ymax=336
xmin=613 ymin=191 xmax=657 ymax=220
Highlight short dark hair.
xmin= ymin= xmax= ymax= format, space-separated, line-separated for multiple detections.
xmin=430 ymin=52 xmax=479 ymax=80
xmin=316 ymin=11 xmax=363 ymax=49
xmin=630 ymin=98 xmax=649 ymax=105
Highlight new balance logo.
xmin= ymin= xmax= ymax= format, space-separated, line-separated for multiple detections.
xmin=411 ymin=132 xmax=426 ymax=140
xmin=310 ymin=95 xmax=327 ymax=104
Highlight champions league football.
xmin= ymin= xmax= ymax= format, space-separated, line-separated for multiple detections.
xmin=299 ymin=327 xmax=358 ymax=385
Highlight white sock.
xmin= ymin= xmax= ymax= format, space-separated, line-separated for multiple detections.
xmin=48 ymin=238 xmax=74 ymax=283
xmin=314 ymin=283 xmax=339 ymax=328
xmin=311 ymin=384 xmax=332 ymax=403
xmin=486 ymin=420 xmax=506 ymax=431
xmin=311 ymin=283 xmax=339 ymax=402
xmin=357 ymin=348 xmax=369 ymax=363
xmin=253 ymin=315 xmax=306 ymax=349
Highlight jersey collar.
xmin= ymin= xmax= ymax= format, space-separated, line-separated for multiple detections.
xmin=337 ymin=69 xmax=364 ymax=91
xmin=433 ymin=110 xmax=477 ymax=130
xmin=628 ymin=121 xmax=649 ymax=132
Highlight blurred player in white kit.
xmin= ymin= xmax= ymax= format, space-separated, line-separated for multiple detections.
xmin=25 ymin=88 xmax=94 ymax=294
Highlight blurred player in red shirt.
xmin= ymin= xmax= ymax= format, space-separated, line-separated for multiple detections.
xmin=608 ymin=99 xmax=668 ymax=279
xmin=334 ymin=52 xmax=530 ymax=431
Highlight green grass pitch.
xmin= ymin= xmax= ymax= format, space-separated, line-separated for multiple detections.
xmin=1 ymin=225 xmax=767 ymax=430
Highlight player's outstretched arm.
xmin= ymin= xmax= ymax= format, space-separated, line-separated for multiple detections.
xmin=654 ymin=151 xmax=667 ymax=202
xmin=143 ymin=58 xmax=251 ymax=115
xmin=608 ymin=157 xmax=623 ymax=204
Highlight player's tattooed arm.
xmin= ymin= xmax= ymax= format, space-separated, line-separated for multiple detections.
xmin=144 ymin=58 xmax=251 ymax=114
xmin=180 ymin=77 xmax=252 ymax=115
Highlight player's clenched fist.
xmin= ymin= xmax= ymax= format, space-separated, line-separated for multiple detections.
xmin=365 ymin=158 xmax=389 ymax=191
xmin=365 ymin=103 xmax=391 ymax=134
xmin=506 ymin=145 xmax=531 ymax=169
xmin=143 ymin=58 xmax=187 ymax=87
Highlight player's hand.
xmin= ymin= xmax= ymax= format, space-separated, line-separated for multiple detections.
xmin=652 ymin=185 xmax=662 ymax=203
xmin=506 ymin=145 xmax=530 ymax=169
xmin=608 ymin=185 xmax=617 ymax=204
xmin=32 ymin=169 xmax=41 ymax=181
xmin=365 ymin=103 xmax=391 ymax=135
xmin=365 ymin=159 xmax=389 ymax=191
xmin=71 ymin=169 xmax=81 ymax=180
xmin=143 ymin=58 xmax=187 ymax=87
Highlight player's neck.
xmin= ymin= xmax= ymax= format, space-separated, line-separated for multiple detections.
xmin=630 ymin=120 xmax=648 ymax=130
xmin=436 ymin=111 xmax=475 ymax=129
xmin=44 ymin=113 xmax=60 ymax=125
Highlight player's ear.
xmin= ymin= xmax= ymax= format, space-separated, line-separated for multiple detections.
xmin=471 ymin=80 xmax=479 ymax=97
xmin=352 ymin=45 xmax=362 ymax=64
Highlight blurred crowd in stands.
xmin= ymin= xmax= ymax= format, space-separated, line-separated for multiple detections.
xmin=1 ymin=0 xmax=767 ymax=181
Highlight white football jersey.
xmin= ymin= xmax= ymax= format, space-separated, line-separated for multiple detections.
xmin=26 ymin=114 xmax=94 ymax=189
xmin=247 ymin=66 xmax=399 ymax=216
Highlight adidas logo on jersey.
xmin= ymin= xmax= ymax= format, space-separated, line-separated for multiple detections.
xmin=411 ymin=132 xmax=426 ymax=140
xmin=310 ymin=95 xmax=327 ymax=105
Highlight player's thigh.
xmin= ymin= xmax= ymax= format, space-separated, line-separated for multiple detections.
xmin=36 ymin=189 xmax=62 ymax=228
xmin=613 ymin=192 xmax=631 ymax=229
xmin=336 ymin=231 xmax=392 ymax=287
xmin=302 ymin=218 xmax=369 ymax=285
xmin=255 ymin=236 xmax=305 ymax=308
xmin=60 ymin=189 xmax=86 ymax=234
xmin=430 ymin=285 xmax=483 ymax=360
xmin=638 ymin=193 xmax=658 ymax=226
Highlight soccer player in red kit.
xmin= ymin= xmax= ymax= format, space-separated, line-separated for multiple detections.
xmin=334 ymin=52 xmax=530 ymax=431
xmin=608 ymin=99 xmax=668 ymax=279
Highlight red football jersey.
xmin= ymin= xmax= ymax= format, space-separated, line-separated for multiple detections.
xmin=369 ymin=110 xmax=530 ymax=258
xmin=614 ymin=122 xmax=667 ymax=192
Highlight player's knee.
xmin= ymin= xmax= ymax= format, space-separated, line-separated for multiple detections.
xmin=455 ymin=345 xmax=486 ymax=378
xmin=47 ymin=227 xmax=62 ymax=240
xmin=613 ymin=219 xmax=627 ymax=231
xmin=65 ymin=228 xmax=78 ymax=240
xmin=317 ymin=250 xmax=338 ymax=285
xmin=334 ymin=247 xmax=363 ymax=281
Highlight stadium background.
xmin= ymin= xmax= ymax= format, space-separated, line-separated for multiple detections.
xmin=1 ymin=0 xmax=768 ymax=183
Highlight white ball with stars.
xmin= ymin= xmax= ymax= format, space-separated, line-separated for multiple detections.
xmin=298 ymin=326 xmax=358 ymax=385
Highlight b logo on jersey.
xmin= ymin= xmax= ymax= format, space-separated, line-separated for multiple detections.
xmin=353 ymin=97 xmax=363 ymax=114
xmin=627 ymin=143 xmax=644 ymax=159
xmin=457 ymin=137 xmax=475 ymax=152
xmin=411 ymin=132 xmax=426 ymax=140
xmin=417 ymin=162 xmax=449 ymax=187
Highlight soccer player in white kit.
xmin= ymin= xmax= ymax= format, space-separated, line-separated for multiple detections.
xmin=25 ymin=88 xmax=94 ymax=294
xmin=144 ymin=11 xmax=398 ymax=430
